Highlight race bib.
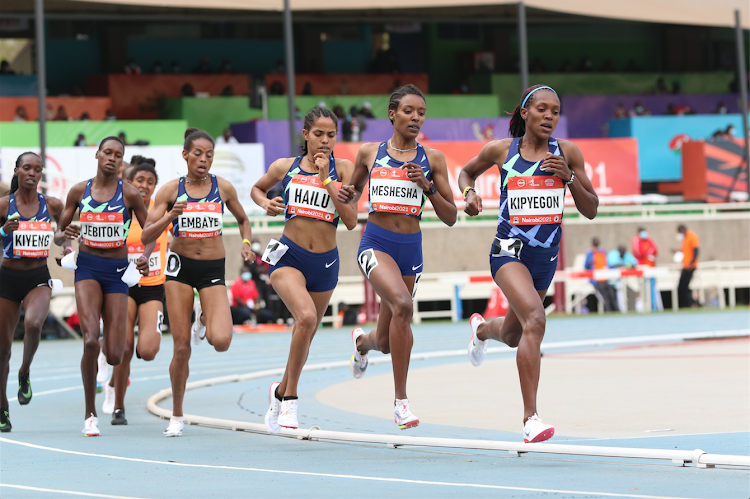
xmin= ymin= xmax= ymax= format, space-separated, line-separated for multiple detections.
xmin=261 ymin=239 xmax=289 ymax=266
xmin=177 ymin=202 xmax=222 ymax=238
xmin=80 ymin=212 xmax=124 ymax=249
xmin=127 ymin=243 xmax=162 ymax=277
xmin=13 ymin=221 xmax=53 ymax=257
xmin=287 ymin=176 xmax=339 ymax=222
xmin=369 ymin=167 xmax=423 ymax=215
xmin=507 ymin=176 xmax=564 ymax=225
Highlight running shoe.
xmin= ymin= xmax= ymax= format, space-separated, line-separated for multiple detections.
xmin=278 ymin=399 xmax=298 ymax=429
xmin=468 ymin=313 xmax=489 ymax=367
xmin=394 ymin=399 xmax=419 ymax=430
xmin=102 ymin=381 xmax=115 ymax=415
xmin=96 ymin=350 xmax=108 ymax=384
xmin=523 ymin=413 xmax=555 ymax=443
xmin=18 ymin=373 xmax=32 ymax=405
xmin=264 ymin=381 xmax=282 ymax=435
xmin=82 ymin=414 xmax=100 ymax=437
xmin=350 ymin=327 xmax=368 ymax=379
xmin=163 ymin=417 xmax=183 ymax=437
xmin=0 ymin=408 xmax=11 ymax=433
xmin=111 ymin=409 xmax=128 ymax=425
xmin=191 ymin=300 xmax=206 ymax=346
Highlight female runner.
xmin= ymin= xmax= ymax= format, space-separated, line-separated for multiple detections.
xmin=458 ymin=85 xmax=598 ymax=443
xmin=102 ymin=160 xmax=169 ymax=425
xmin=251 ymin=108 xmax=357 ymax=433
xmin=0 ymin=152 xmax=68 ymax=432
xmin=141 ymin=128 xmax=255 ymax=437
xmin=338 ymin=85 xmax=457 ymax=429
xmin=58 ymin=137 xmax=153 ymax=436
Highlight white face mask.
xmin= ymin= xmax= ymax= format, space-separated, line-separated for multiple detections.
xmin=676 ymin=233 xmax=685 ymax=242
xmin=639 ymin=231 xmax=648 ymax=239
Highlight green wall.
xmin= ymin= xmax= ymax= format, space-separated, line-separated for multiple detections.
xmin=267 ymin=94 xmax=500 ymax=120
xmin=0 ymin=120 xmax=188 ymax=148
xmin=159 ymin=97 xmax=263 ymax=138
xmin=474 ymin=72 xmax=736 ymax=114
xmin=425 ymin=24 xmax=485 ymax=94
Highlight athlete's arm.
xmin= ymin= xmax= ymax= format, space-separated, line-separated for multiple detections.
xmin=0 ymin=196 xmax=19 ymax=239
xmin=423 ymin=149 xmax=457 ymax=227
xmin=459 ymin=139 xmax=510 ymax=217
xmin=338 ymin=142 xmax=375 ymax=205
xmin=47 ymin=196 xmax=71 ymax=249
xmin=324 ymin=157 xmax=358 ymax=230
xmin=124 ymin=182 xmax=155 ymax=274
xmin=141 ymin=182 xmax=182 ymax=246
xmin=58 ymin=181 xmax=86 ymax=240
xmin=251 ymin=158 xmax=292 ymax=217
xmin=219 ymin=177 xmax=255 ymax=262
xmin=547 ymin=140 xmax=598 ymax=220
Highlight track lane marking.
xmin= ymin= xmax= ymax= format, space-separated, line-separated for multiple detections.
xmin=0 ymin=483 xmax=148 ymax=499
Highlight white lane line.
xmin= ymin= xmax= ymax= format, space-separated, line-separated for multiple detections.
xmin=0 ymin=483 xmax=148 ymax=499
xmin=0 ymin=437 xmax=698 ymax=499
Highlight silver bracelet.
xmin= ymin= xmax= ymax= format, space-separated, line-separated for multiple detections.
xmin=565 ymin=172 xmax=575 ymax=186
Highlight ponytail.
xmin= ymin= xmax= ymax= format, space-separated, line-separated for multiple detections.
xmin=9 ymin=174 xmax=19 ymax=194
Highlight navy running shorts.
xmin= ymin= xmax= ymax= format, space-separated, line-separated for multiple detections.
xmin=489 ymin=236 xmax=559 ymax=291
xmin=75 ymin=251 xmax=129 ymax=295
xmin=269 ymin=235 xmax=339 ymax=293
xmin=358 ymin=222 xmax=423 ymax=278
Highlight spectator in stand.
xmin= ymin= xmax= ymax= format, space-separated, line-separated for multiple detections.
xmin=614 ymin=103 xmax=628 ymax=119
xmin=152 ymin=60 xmax=163 ymax=74
xmin=360 ymin=101 xmax=375 ymax=118
xmin=54 ymin=105 xmax=71 ymax=121
xmin=118 ymin=131 xmax=129 ymax=146
xmin=79 ymin=112 xmax=91 ymax=121
xmin=714 ymin=102 xmax=728 ymax=114
xmin=13 ymin=106 xmax=28 ymax=122
xmin=74 ymin=134 xmax=87 ymax=147
xmin=216 ymin=128 xmax=239 ymax=145
xmin=0 ymin=60 xmax=16 ymax=74
xmin=230 ymin=264 xmax=260 ymax=325
xmin=124 ymin=59 xmax=141 ymax=74
xmin=193 ymin=57 xmax=213 ymax=74
xmin=170 ymin=61 xmax=181 ymax=73
xmin=333 ymin=105 xmax=345 ymax=120
xmin=218 ymin=59 xmax=234 ymax=73
xmin=655 ymin=77 xmax=669 ymax=94
xmin=630 ymin=101 xmax=650 ymax=117
xmin=607 ymin=245 xmax=638 ymax=312
xmin=302 ymin=82 xmax=313 ymax=95
xmin=674 ymin=224 xmax=699 ymax=308
xmin=632 ymin=227 xmax=657 ymax=266
xmin=269 ymin=81 xmax=285 ymax=96
xmin=105 ymin=109 xmax=117 ymax=121
xmin=585 ymin=237 xmax=618 ymax=312
xmin=180 ymin=83 xmax=195 ymax=97
xmin=343 ymin=106 xmax=367 ymax=142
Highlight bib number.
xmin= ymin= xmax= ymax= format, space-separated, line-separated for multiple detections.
xmin=165 ymin=250 xmax=182 ymax=277
xmin=492 ymin=237 xmax=523 ymax=259
xmin=358 ymin=248 xmax=379 ymax=278
xmin=261 ymin=239 xmax=289 ymax=266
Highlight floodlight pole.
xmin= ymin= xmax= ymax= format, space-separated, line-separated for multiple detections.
xmin=735 ymin=9 xmax=750 ymax=195
xmin=284 ymin=0 xmax=297 ymax=157
xmin=34 ymin=0 xmax=47 ymax=189
xmin=518 ymin=2 xmax=529 ymax=92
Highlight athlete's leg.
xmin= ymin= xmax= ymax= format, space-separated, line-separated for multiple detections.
xmin=272 ymin=267 xmax=334 ymax=397
xmin=354 ymin=251 xmax=415 ymax=401
xmin=101 ymin=292 xmax=128 ymax=365
xmin=134 ymin=300 xmax=162 ymax=361
xmin=165 ymin=280 xmax=194 ymax=417
xmin=76 ymin=280 xmax=105 ymax=418
xmin=112 ymin=297 xmax=137 ymax=410
xmin=197 ymin=285 xmax=233 ymax=352
xmin=0 ymin=298 xmax=21 ymax=409
xmin=18 ymin=286 xmax=51 ymax=380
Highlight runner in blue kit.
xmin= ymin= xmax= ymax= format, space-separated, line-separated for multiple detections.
xmin=251 ymin=108 xmax=357 ymax=433
xmin=141 ymin=128 xmax=255 ymax=437
xmin=0 ymin=152 xmax=69 ymax=432
xmin=58 ymin=137 xmax=153 ymax=436
xmin=458 ymin=85 xmax=598 ymax=443
xmin=338 ymin=85 xmax=457 ymax=430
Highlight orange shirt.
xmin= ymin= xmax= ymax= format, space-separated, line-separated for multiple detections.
xmin=126 ymin=199 xmax=170 ymax=286
xmin=681 ymin=230 xmax=699 ymax=269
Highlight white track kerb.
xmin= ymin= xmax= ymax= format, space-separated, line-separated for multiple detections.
xmin=147 ymin=329 xmax=750 ymax=469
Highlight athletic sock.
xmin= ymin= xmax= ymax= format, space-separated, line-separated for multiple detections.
xmin=282 ymin=395 xmax=298 ymax=401
xmin=274 ymin=386 xmax=282 ymax=402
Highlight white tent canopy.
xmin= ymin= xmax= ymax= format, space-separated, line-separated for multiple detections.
xmin=65 ymin=0 xmax=749 ymax=28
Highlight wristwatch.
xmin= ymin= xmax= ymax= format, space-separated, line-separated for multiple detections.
xmin=425 ymin=183 xmax=438 ymax=196
xmin=565 ymin=172 xmax=575 ymax=186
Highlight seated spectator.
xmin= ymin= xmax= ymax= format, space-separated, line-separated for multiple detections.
xmin=585 ymin=237 xmax=618 ymax=312
xmin=193 ymin=57 xmax=213 ymax=74
xmin=360 ymin=101 xmax=374 ymax=118
xmin=613 ymin=103 xmax=627 ymax=119
xmin=216 ymin=128 xmax=239 ymax=145
xmin=269 ymin=81 xmax=285 ymax=95
xmin=170 ymin=61 xmax=181 ymax=73
xmin=181 ymin=83 xmax=196 ymax=97
xmin=302 ymin=82 xmax=313 ymax=95
xmin=124 ymin=59 xmax=141 ymax=75
xmin=118 ymin=131 xmax=129 ymax=145
xmin=79 ymin=112 xmax=91 ymax=121
xmin=218 ymin=59 xmax=234 ymax=74
xmin=13 ymin=106 xmax=28 ymax=122
xmin=0 ymin=60 xmax=16 ymax=74
xmin=655 ymin=77 xmax=669 ymax=94
xmin=105 ymin=109 xmax=117 ymax=121
xmin=152 ymin=60 xmax=163 ymax=74
xmin=74 ymin=134 xmax=86 ymax=147
xmin=714 ymin=102 xmax=728 ymax=114
xmin=220 ymin=85 xmax=233 ymax=96
xmin=607 ymin=245 xmax=638 ymax=269
xmin=333 ymin=105 xmax=345 ymax=120
xmin=54 ymin=105 xmax=71 ymax=121
xmin=230 ymin=264 xmax=259 ymax=325
xmin=630 ymin=101 xmax=650 ymax=117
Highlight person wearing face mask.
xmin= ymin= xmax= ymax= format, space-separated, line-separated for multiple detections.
xmin=230 ymin=263 xmax=259 ymax=325
xmin=674 ymin=224 xmax=699 ymax=308
xmin=631 ymin=227 xmax=662 ymax=311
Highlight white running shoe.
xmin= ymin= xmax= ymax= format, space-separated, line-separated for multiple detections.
xmin=350 ymin=327 xmax=369 ymax=379
xmin=163 ymin=417 xmax=184 ymax=437
xmin=102 ymin=381 xmax=115 ymax=415
xmin=523 ymin=413 xmax=555 ymax=443
xmin=264 ymin=382 xmax=282 ymax=434
xmin=394 ymin=399 xmax=419 ymax=430
xmin=191 ymin=300 xmax=206 ymax=346
xmin=278 ymin=399 xmax=298 ymax=429
xmin=96 ymin=350 xmax=108 ymax=384
xmin=82 ymin=413 xmax=100 ymax=437
xmin=468 ymin=313 xmax=489 ymax=367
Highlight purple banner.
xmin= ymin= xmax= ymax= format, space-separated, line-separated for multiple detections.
xmin=561 ymin=93 xmax=740 ymax=138
xmin=232 ymin=117 xmax=568 ymax=170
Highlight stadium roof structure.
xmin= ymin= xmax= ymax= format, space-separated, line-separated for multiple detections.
xmin=57 ymin=0 xmax=749 ymax=28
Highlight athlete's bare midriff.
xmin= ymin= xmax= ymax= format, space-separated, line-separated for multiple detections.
xmin=283 ymin=216 xmax=338 ymax=253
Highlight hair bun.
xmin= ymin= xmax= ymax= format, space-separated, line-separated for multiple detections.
xmin=184 ymin=127 xmax=200 ymax=139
